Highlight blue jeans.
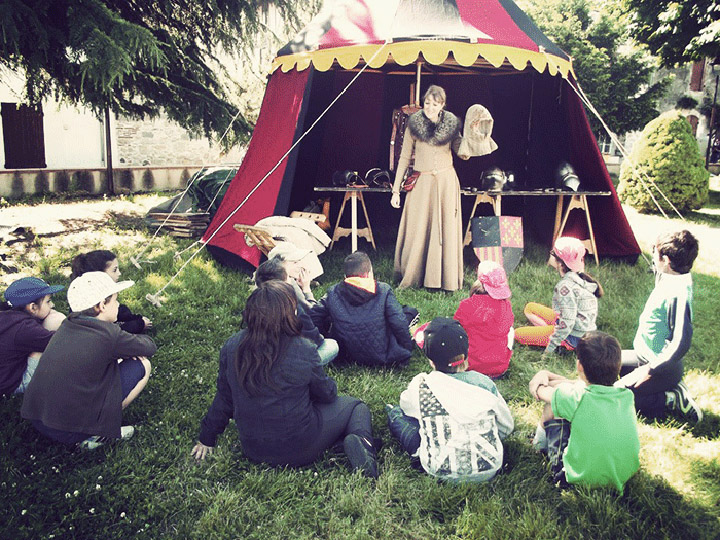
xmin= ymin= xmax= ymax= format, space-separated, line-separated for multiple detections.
xmin=386 ymin=405 xmax=420 ymax=456
xmin=13 ymin=356 xmax=40 ymax=394
xmin=620 ymin=349 xmax=682 ymax=419
xmin=317 ymin=338 xmax=339 ymax=366
xmin=544 ymin=418 xmax=570 ymax=487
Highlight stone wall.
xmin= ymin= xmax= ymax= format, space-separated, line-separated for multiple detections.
xmin=0 ymin=166 xmax=200 ymax=199
xmin=115 ymin=114 xmax=246 ymax=167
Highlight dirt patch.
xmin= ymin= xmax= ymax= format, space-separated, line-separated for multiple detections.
xmin=622 ymin=204 xmax=720 ymax=277
xmin=1 ymin=192 xmax=719 ymax=283
xmin=0 ymin=195 xmax=170 ymax=283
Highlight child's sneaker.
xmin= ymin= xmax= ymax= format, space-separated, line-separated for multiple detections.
xmin=665 ymin=382 xmax=703 ymax=423
xmin=78 ymin=425 xmax=135 ymax=450
xmin=343 ymin=434 xmax=379 ymax=479
xmin=78 ymin=435 xmax=110 ymax=450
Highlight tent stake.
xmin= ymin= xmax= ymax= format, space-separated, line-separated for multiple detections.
xmin=415 ymin=61 xmax=422 ymax=105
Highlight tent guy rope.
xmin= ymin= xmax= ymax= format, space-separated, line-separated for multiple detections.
xmin=564 ymin=78 xmax=681 ymax=268
xmin=130 ymin=109 xmax=243 ymax=269
xmin=568 ymin=77 xmax=685 ymax=223
xmin=144 ymin=40 xmax=395 ymax=307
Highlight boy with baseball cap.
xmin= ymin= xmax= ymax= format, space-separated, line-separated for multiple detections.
xmin=387 ymin=317 xmax=514 ymax=481
xmin=21 ymin=272 xmax=157 ymax=449
xmin=0 ymin=277 xmax=66 ymax=395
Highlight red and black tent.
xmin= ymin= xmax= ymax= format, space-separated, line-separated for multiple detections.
xmin=204 ymin=0 xmax=640 ymax=268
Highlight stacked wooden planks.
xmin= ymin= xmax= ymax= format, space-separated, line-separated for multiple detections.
xmin=145 ymin=212 xmax=211 ymax=238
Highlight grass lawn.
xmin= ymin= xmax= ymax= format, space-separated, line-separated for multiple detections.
xmin=1 ymin=194 xmax=719 ymax=539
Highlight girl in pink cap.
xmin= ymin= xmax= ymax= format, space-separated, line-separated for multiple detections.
xmin=453 ymin=260 xmax=515 ymax=378
xmin=515 ymin=237 xmax=603 ymax=355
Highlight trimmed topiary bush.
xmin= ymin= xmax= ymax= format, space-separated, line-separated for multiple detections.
xmin=618 ymin=110 xmax=709 ymax=214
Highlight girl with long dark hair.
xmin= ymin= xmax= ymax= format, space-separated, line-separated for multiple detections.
xmin=191 ymin=280 xmax=378 ymax=477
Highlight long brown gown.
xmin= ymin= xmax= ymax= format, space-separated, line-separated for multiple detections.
xmin=392 ymin=122 xmax=463 ymax=291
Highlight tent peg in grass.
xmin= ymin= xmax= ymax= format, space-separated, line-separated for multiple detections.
xmin=145 ymin=293 xmax=165 ymax=308
xmin=130 ymin=256 xmax=155 ymax=269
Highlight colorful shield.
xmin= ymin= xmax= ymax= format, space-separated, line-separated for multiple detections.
xmin=471 ymin=216 xmax=524 ymax=274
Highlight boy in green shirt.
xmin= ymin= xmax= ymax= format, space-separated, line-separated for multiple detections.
xmin=529 ymin=331 xmax=640 ymax=492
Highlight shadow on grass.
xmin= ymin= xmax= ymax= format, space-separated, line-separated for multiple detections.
xmin=684 ymin=210 xmax=720 ymax=227
xmin=707 ymin=189 xmax=720 ymax=208
xmin=692 ymin=410 xmax=720 ymax=439
xmin=106 ymin=211 xmax=148 ymax=231
xmin=635 ymin=411 xmax=720 ymax=440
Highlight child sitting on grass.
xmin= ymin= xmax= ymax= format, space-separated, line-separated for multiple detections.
xmin=0 ymin=277 xmax=65 ymax=396
xmin=616 ymin=229 xmax=702 ymax=422
xmin=21 ymin=272 xmax=156 ymax=450
xmin=453 ymin=260 xmax=514 ymax=378
xmin=254 ymin=258 xmax=339 ymax=366
xmin=387 ymin=317 xmax=514 ymax=481
xmin=71 ymin=250 xmax=152 ymax=334
xmin=516 ymin=236 xmax=603 ymax=356
xmin=529 ymin=331 xmax=639 ymax=492
xmin=192 ymin=280 xmax=378 ymax=478
xmin=310 ymin=251 xmax=415 ymax=367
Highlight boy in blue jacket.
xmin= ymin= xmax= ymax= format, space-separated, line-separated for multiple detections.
xmin=310 ymin=251 xmax=414 ymax=367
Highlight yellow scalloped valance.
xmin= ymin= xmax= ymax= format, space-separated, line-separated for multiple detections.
xmin=271 ymin=41 xmax=574 ymax=79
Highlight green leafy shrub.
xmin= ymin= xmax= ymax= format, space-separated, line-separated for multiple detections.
xmin=618 ymin=111 xmax=709 ymax=213
xmin=676 ymin=96 xmax=699 ymax=110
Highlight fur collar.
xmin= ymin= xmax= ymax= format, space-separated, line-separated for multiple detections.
xmin=408 ymin=109 xmax=461 ymax=146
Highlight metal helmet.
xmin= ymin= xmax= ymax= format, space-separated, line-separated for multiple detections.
xmin=365 ymin=168 xmax=392 ymax=188
xmin=480 ymin=167 xmax=506 ymax=191
xmin=555 ymin=161 xmax=580 ymax=191
xmin=332 ymin=170 xmax=364 ymax=187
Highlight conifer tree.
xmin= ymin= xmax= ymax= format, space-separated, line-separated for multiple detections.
xmin=618 ymin=111 xmax=710 ymax=213
xmin=0 ymin=0 xmax=306 ymax=144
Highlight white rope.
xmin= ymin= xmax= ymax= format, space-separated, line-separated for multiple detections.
xmin=173 ymin=240 xmax=202 ymax=260
xmin=147 ymin=40 xmax=394 ymax=304
xmin=204 ymin=166 xmax=237 ymax=213
xmin=132 ymin=109 xmax=244 ymax=268
xmin=568 ymin=78 xmax=685 ymax=221
xmin=130 ymin=173 xmax=204 ymax=269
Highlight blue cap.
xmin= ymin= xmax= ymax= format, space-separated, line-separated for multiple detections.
xmin=4 ymin=277 xmax=65 ymax=308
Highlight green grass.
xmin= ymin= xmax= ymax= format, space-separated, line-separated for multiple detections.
xmin=2 ymin=197 xmax=720 ymax=539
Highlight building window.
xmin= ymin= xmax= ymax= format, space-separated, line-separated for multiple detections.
xmin=1 ymin=103 xmax=47 ymax=169
xmin=597 ymin=134 xmax=612 ymax=154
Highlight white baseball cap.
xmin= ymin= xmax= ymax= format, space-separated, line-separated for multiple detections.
xmin=67 ymin=271 xmax=134 ymax=312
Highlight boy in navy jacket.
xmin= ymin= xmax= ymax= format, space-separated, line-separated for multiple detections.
xmin=310 ymin=252 xmax=414 ymax=367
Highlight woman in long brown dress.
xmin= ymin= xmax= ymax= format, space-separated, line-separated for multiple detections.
xmin=390 ymin=85 xmax=464 ymax=292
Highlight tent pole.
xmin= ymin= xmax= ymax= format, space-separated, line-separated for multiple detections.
xmin=415 ymin=61 xmax=422 ymax=105
xmin=525 ymin=73 xmax=536 ymax=181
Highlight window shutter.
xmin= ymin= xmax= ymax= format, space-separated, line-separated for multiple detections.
xmin=1 ymin=103 xmax=47 ymax=169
